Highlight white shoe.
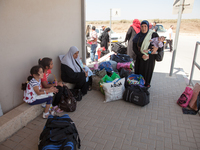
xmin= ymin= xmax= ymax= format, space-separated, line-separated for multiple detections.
xmin=43 ymin=112 xmax=50 ymax=119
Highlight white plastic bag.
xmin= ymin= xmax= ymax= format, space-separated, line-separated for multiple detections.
xmin=102 ymin=78 xmax=125 ymax=103
xmin=33 ymin=92 xmax=54 ymax=100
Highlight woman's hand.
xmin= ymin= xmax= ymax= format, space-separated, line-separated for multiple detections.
xmin=151 ymin=46 xmax=158 ymax=54
xmin=142 ymin=54 xmax=149 ymax=60
xmin=143 ymin=50 xmax=148 ymax=53
xmin=85 ymin=71 xmax=88 ymax=77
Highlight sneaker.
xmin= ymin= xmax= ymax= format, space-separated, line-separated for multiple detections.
xmin=43 ymin=112 xmax=50 ymax=119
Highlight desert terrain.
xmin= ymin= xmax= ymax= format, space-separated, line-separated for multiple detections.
xmin=87 ymin=19 xmax=200 ymax=36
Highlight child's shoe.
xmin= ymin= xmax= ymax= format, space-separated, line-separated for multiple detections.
xmin=53 ymin=105 xmax=63 ymax=113
xmin=43 ymin=112 xmax=50 ymax=119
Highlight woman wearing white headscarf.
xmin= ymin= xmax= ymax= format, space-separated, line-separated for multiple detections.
xmin=60 ymin=46 xmax=91 ymax=95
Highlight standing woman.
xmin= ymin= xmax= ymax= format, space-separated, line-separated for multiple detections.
xmin=125 ymin=19 xmax=141 ymax=61
xmin=60 ymin=46 xmax=91 ymax=95
xmin=100 ymin=27 xmax=111 ymax=57
xmin=132 ymin=20 xmax=164 ymax=87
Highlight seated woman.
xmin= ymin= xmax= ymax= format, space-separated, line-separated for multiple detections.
xmin=60 ymin=46 xmax=92 ymax=95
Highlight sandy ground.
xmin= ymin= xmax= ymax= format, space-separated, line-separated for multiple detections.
xmin=90 ymin=20 xmax=200 ymax=36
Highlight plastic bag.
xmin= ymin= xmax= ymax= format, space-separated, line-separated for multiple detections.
xmin=103 ymin=78 xmax=125 ymax=103
xmin=127 ymin=74 xmax=145 ymax=85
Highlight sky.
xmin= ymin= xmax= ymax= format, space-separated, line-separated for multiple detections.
xmin=86 ymin=0 xmax=200 ymax=21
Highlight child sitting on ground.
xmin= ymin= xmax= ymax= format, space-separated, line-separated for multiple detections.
xmin=38 ymin=58 xmax=63 ymax=113
xmin=21 ymin=65 xmax=58 ymax=118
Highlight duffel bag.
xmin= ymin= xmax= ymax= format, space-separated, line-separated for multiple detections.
xmin=38 ymin=114 xmax=81 ymax=150
xmin=110 ymin=53 xmax=133 ymax=63
xmin=123 ymin=85 xmax=150 ymax=106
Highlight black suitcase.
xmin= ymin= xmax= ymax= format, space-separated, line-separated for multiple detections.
xmin=123 ymin=85 xmax=150 ymax=106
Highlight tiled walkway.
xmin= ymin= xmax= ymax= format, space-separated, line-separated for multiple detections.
xmin=0 ymin=51 xmax=200 ymax=150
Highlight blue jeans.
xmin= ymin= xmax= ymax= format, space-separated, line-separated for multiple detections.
xmin=90 ymin=44 xmax=97 ymax=62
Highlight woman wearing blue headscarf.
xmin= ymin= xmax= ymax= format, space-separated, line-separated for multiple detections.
xmin=132 ymin=20 xmax=164 ymax=87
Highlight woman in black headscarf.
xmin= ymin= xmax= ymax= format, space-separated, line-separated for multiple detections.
xmin=99 ymin=27 xmax=111 ymax=57
xmin=133 ymin=20 xmax=164 ymax=87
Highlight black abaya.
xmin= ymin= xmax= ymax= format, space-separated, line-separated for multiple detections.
xmin=61 ymin=64 xmax=88 ymax=95
xmin=133 ymin=32 xmax=164 ymax=86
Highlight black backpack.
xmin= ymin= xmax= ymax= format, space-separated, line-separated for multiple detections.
xmin=38 ymin=114 xmax=81 ymax=150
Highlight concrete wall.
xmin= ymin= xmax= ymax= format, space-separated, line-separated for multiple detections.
xmin=0 ymin=0 xmax=84 ymax=113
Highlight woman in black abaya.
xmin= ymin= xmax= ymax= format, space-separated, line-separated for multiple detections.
xmin=132 ymin=20 xmax=164 ymax=87
xmin=100 ymin=28 xmax=111 ymax=57
xmin=60 ymin=46 xmax=91 ymax=95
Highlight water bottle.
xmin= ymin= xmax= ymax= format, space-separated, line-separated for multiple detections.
xmin=94 ymin=61 xmax=98 ymax=70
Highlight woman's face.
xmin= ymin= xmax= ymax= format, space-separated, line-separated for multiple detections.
xmin=141 ymin=24 xmax=148 ymax=33
xmin=73 ymin=51 xmax=79 ymax=59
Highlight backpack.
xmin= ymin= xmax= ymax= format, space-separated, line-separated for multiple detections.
xmin=58 ymin=85 xmax=77 ymax=112
xmin=38 ymin=114 xmax=81 ymax=150
xmin=177 ymin=86 xmax=193 ymax=108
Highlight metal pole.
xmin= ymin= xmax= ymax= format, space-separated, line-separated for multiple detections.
xmin=189 ymin=42 xmax=200 ymax=86
xmin=81 ymin=0 xmax=86 ymax=63
xmin=169 ymin=0 xmax=184 ymax=76
xmin=109 ymin=9 xmax=112 ymax=52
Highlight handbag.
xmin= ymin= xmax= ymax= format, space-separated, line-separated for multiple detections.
xmin=155 ymin=48 xmax=164 ymax=62
xmin=123 ymin=85 xmax=150 ymax=106
xmin=177 ymin=86 xmax=193 ymax=108
xmin=58 ymin=85 xmax=77 ymax=112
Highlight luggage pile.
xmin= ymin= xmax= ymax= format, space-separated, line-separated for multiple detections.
xmin=177 ymin=83 xmax=200 ymax=115
xmin=91 ymin=52 xmax=150 ymax=107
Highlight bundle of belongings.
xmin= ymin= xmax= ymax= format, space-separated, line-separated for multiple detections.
xmin=90 ymin=53 xmax=150 ymax=106
xmin=177 ymin=83 xmax=200 ymax=115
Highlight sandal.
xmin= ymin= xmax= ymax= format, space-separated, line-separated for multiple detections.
xmin=88 ymin=86 xmax=92 ymax=91
xmin=52 ymin=105 xmax=63 ymax=113
xmin=43 ymin=112 xmax=50 ymax=119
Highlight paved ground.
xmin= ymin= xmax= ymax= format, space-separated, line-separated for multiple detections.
xmin=0 ymin=51 xmax=200 ymax=150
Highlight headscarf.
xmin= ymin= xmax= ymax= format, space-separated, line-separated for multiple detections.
xmin=60 ymin=46 xmax=82 ymax=72
xmin=130 ymin=19 xmax=141 ymax=34
xmin=132 ymin=20 xmax=150 ymax=43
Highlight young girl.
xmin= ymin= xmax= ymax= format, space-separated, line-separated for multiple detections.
xmin=38 ymin=58 xmax=63 ymax=112
xmin=21 ymin=65 xmax=58 ymax=118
